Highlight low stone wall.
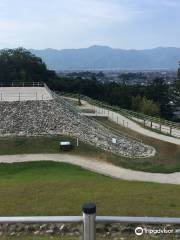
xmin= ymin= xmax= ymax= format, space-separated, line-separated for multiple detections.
xmin=0 ymin=223 xmax=179 ymax=239
xmin=0 ymin=95 xmax=155 ymax=158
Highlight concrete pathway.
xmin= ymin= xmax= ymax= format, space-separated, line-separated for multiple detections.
xmin=0 ymin=154 xmax=180 ymax=185
xmin=63 ymin=96 xmax=180 ymax=145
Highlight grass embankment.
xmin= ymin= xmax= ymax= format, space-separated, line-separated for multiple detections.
xmin=0 ymin=131 xmax=180 ymax=173
xmin=0 ymin=161 xmax=179 ymax=217
xmin=0 ymin=135 xmax=99 ymax=156
xmin=0 ymin=161 xmax=178 ymax=238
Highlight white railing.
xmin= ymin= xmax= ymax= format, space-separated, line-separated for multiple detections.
xmin=0 ymin=203 xmax=180 ymax=240
xmin=0 ymin=82 xmax=44 ymax=87
xmin=0 ymin=92 xmax=46 ymax=101
xmin=0 ymin=82 xmax=53 ymax=101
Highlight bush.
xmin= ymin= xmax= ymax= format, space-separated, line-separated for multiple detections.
xmin=132 ymin=96 xmax=160 ymax=117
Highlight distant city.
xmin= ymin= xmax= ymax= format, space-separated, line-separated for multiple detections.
xmin=58 ymin=70 xmax=177 ymax=86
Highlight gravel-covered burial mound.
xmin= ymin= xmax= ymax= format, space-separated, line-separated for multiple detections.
xmin=0 ymin=95 xmax=155 ymax=158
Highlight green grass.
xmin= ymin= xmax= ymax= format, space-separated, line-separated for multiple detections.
xmin=0 ymin=130 xmax=180 ymax=173
xmin=0 ymin=135 xmax=101 ymax=157
xmin=0 ymin=161 xmax=179 ymax=217
xmin=0 ymin=162 xmax=178 ymax=240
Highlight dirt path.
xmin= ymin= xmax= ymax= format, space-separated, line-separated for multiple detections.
xmin=1 ymin=154 xmax=180 ymax=185
xmin=64 ymin=96 xmax=180 ymax=145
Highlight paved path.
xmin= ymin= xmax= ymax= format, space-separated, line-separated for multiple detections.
xmin=64 ymin=96 xmax=180 ymax=145
xmin=0 ymin=154 xmax=180 ymax=185
xmin=98 ymin=107 xmax=180 ymax=145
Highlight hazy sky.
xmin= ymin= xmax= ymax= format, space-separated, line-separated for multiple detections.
xmin=0 ymin=0 xmax=180 ymax=50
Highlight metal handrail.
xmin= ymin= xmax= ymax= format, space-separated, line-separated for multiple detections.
xmin=96 ymin=216 xmax=180 ymax=224
xmin=0 ymin=203 xmax=180 ymax=240
xmin=0 ymin=216 xmax=82 ymax=224
xmin=0 ymin=215 xmax=180 ymax=224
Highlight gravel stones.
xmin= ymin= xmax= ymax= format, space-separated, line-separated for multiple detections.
xmin=0 ymin=94 xmax=155 ymax=158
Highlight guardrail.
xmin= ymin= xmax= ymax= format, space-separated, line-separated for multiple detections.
xmin=0 ymin=82 xmax=53 ymax=101
xmin=89 ymin=115 xmax=143 ymax=143
xmin=1 ymin=203 xmax=180 ymax=240
xmin=0 ymin=92 xmax=47 ymax=101
xmin=60 ymin=92 xmax=180 ymax=137
xmin=0 ymin=82 xmax=44 ymax=87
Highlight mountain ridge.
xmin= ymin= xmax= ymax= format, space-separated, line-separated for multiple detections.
xmin=30 ymin=46 xmax=180 ymax=71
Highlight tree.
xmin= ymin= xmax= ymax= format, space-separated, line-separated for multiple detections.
xmin=119 ymin=73 xmax=130 ymax=85
xmin=0 ymin=48 xmax=56 ymax=83
xmin=132 ymin=95 xmax=142 ymax=112
xmin=140 ymin=97 xmax=160 ymax=116
xmin=174 ymin=61 xmax=180 ymax=106
xmin=132 ymin=96 xmax=160 ymax=116
xmin=146 ymin=78 xmax=172 ymax=118
xmin=178 ymin=61 xmax=180 ymax=81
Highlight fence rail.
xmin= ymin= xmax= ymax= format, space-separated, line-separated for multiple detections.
xmin=0 ymin=216 xmax=82 ymax=224
xmin=96 ymin=216 xmax=180 ymax=224
xmin=0 ymin=203 xmax=180 ymax=240
xmin=60 ymin=92 xmax=180 ymax=137
xmin=0 ymin=82 xmax=53 ymax=101
xmin=61 ymin=92 xmax=180 ymax=128
xmin=0 ymin=82 xmax=44 ymax=87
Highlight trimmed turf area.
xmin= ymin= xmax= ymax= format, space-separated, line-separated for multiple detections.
xmin=0 ymin=161 xmax=179 ymax=217
xmin=0 ymin=129 xmax=180 ymax=173
xmin=0 ymin=135 xmax=109 ymax=157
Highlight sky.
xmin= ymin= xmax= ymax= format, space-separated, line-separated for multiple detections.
xmin=0 ymin=0 xmax=180 ymax=50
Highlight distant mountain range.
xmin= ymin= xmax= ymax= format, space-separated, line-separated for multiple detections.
xmin=30 ymin=46 xmax=180 ymax=71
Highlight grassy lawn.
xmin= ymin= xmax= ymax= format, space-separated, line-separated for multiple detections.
xmin=0 ymin=135 xmax=101 ymax=157
xmin=0 ymin=161 xmax=178 ymax=240
xmin=0 ymin=161 xmax=179 ymax=217
xmin=0 ymin=130 xmax=180 ymax=173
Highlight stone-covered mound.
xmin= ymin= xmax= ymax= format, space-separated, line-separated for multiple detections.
xmin=0 ymin=95 xmax=155 ymax=158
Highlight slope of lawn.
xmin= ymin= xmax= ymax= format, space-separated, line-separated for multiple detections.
xmin=0 ymin=130 xmax=180 ymax=173
xmin=0 ymin=161 xmax=179 ymax=217
xmin=0 ymin=133 xmax=179 ymax=173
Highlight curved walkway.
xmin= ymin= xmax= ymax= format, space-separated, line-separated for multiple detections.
xmin=64 ymin=96 xmax=180 ymax=145
xmin=1 ymin=154 xmax=180 ymax=185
